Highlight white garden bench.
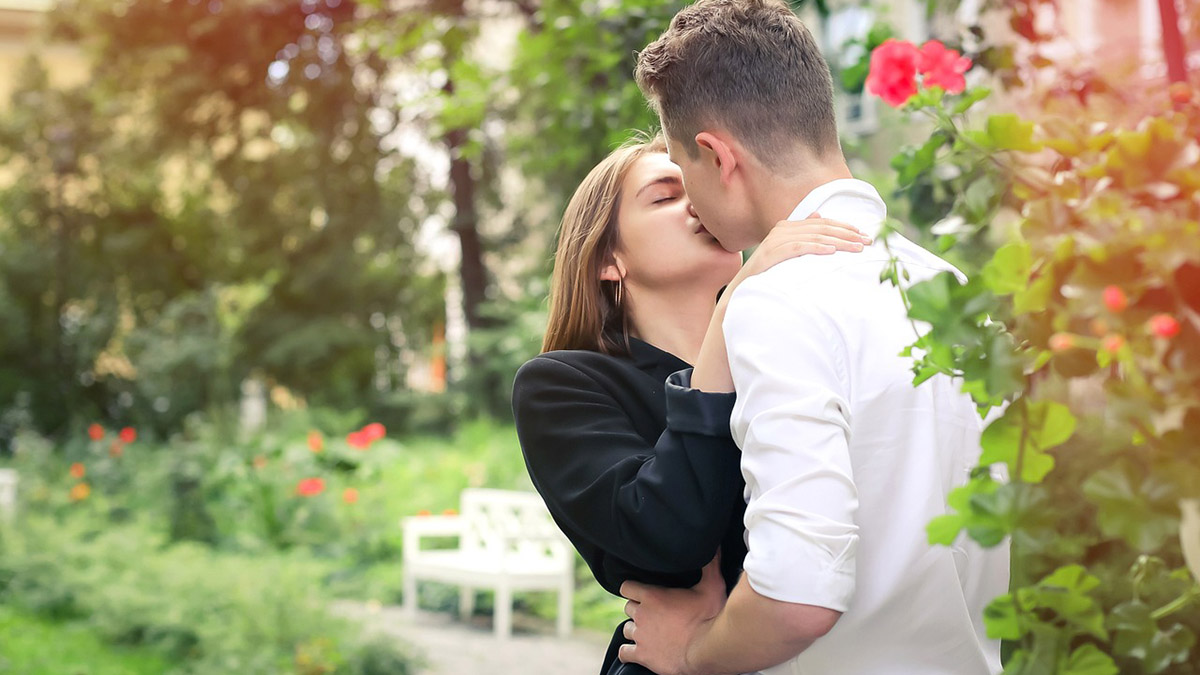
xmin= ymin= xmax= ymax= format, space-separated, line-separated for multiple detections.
xmin=0 ymin=469 xmax=17 ymax=520
xmin=402 ymin=488 xmax=574 ymax=639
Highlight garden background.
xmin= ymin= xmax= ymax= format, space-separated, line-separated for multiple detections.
xmin=0 ymin=0 xmax=1198 ymax=673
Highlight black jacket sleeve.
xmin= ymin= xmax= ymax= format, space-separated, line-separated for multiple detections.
xmin=512 ymin=355 xmax=741 ymax=594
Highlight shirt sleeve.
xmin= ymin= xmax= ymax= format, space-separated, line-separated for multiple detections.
xmin=724 ymin=277 xmax=859 ymax=611
xmin=512 ymin=355 xmax=741 ymax=593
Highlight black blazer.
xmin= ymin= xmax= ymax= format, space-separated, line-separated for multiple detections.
xmin=512 ymin=337 xmax=748 ymax=675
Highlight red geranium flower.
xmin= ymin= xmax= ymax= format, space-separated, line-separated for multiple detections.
xmin=87 ymin=424 xmax=105 ymax=441
xmin=69 ymin=483 xmax=91 ymax=502
xmin=109 ymin=442 xmax=124 ymax=458
xmin=342 ymin=488 xmax=360 ymax=504
xmin=1049 ymin=333 xmax=1076 ymax=352
xmin=1102 ymin=285 xmax=1128 ymax=313
xmin=1169 ymin=82 xmax=1193 ymax=105
xmin=69 ymin=462 xmax=86 ymax=479
xmin=362 ymin=423 xmax=386 ymax=442
xmin=1149 ymin=314 xmax=1181 ymax=339
xmin=866 ymin=39 xmax=920 ymax=107
xmin=917 ymin=40 xmax=972 ymax=94
xmin=308 ymin=431 xmax=324 ymax=454
xmin=346 ymin=431 xmax=370 ymax=450
xmin=1101 ymin=334 xmax=1125 ymax=353
xmin=118 ymin=427 xmax=137 ymax=444
xmin=296 ymin=477 xmax=326 ymax=497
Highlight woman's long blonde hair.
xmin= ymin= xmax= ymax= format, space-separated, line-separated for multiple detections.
xmin=542 ymin=134 xmax=667 ymax=355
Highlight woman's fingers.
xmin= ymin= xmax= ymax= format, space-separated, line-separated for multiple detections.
xmin=777 ymin=219 xmax=873 ymax=243
xmin=624 ymin=598 xmax=640 ymax=620
xmin=780 ymin=233 xmax=866 ymax=251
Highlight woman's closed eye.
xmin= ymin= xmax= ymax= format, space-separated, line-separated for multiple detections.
xmin=652 ymin=195 xmax=676 ymax=204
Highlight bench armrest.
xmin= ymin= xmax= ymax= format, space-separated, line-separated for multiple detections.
xmin=402 ymin=515 xmax=464 ymax=558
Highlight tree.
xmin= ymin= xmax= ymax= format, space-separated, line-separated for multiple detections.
xmin=0 ymin=0 xmax=445 ymax=438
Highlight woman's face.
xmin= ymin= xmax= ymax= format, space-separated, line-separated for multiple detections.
xmin=611 ymin=152 xmax=743 ymax=292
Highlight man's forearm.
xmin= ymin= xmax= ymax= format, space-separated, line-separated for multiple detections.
xmin=687 ymin=576 xmax=841 ymax=675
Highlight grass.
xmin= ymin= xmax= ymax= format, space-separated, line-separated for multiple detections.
xmin=0 ymin=605 xmax=170 ymax=674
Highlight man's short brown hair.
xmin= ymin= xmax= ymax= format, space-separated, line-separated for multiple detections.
xmin=635 ymin=0 xmax=840 ymax=169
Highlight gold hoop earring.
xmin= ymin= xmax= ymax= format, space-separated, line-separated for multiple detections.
xmin=615 ymin=278 xmax=624 ymax=309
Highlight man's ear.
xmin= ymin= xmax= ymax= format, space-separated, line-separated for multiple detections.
xmin=694 ymin=131 xmax=739 ymax=187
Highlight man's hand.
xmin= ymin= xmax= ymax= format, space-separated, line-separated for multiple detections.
xmin=618 ymin=555 xmax=727 ymax=675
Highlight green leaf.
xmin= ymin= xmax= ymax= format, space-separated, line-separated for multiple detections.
xmin=926 ymin=513 xmax=966 ymax=546
xmin=982 ymin=241 xmax=1032 ymax=295
xmin=1082 ymin=462 xmax=1181 ymax=552
xmin=1020 ymin=565 xmax=1108 ymax=640
xmin=926 ymin=474 xmax=1014 ymax=548
xmin=979 ymin=400 xmax=1075 ymax=483
xmin=963 ymin=177 xmax=997 ymax=223
xmin=984 ymin=593 xmax=1023 ymax=640
xmin=952 ymin=86 xmax=992 ymax=115
xmin=893 ymin=134 xmax=945 ymax=187
xmin=986 ymin=113 xmax=1043 ymax=152
xmin=1061 ymin=644 xmax=1119 ymax=675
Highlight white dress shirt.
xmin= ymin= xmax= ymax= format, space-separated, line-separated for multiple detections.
xmin=724 ymin=179 xmax=1009 ymax=675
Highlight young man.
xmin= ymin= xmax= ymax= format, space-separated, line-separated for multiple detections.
xmin=618 ymin=1 xmax=1010 ymax=674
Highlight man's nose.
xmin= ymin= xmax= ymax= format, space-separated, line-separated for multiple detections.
xmin=687 ymin=201 xmax=699 ymax=219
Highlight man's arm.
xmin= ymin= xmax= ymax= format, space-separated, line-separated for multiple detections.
xmin=620 ymin=567 xmax=840 ymax=675
xmin=621 ymin=269 xmax=860 ymax=674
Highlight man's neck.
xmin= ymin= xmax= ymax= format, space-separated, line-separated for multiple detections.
xmin=749 ymin=160 xmax=855 ymax=241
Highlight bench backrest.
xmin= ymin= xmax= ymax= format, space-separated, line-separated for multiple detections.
xmin=459 ymin=488 xmax=569 ymax=566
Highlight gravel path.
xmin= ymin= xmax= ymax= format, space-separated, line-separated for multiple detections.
xmin=332 ymin=601 xmax=610 ymax=675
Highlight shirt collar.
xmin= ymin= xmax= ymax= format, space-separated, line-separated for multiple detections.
xmin=787 ymin=178 xmax=887 ymax=233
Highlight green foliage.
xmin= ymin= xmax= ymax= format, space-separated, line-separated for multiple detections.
xmin=0 ymin=0 xmax=445 ymax=439
xmin=876 ymin=32 xmax=1200 ymax=675
xmin=0 ymin=515 xmax=415 ymax=674
xmin=2 ymin=415 xmax=624 ymax=638
xmin=0 ymin=605 xmax=171 ymax=674
xmin=507 ymin=0 xmax=688 ymax=212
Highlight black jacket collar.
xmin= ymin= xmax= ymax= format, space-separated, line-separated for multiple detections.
xmin=628 ymin=336 xmax=691 ymax=383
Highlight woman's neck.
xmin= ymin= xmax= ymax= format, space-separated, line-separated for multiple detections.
xmin=624 ymin=282 xmax=722 ymax=366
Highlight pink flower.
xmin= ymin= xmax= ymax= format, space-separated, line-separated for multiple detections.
xmin=866 ymin=39 xmax=920 ymax=107
xmin=917 ymin=40 xmax=972 ymax=94
xmin=308 ymin=431 xmax=324 ymax=454
xmin=1148 ymin=314 xmax=1181 ymax=339
xmin=342 ymin=488 xmax=360 ymax=505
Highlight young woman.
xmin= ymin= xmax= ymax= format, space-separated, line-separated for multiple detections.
xmin=511 ymin=135 xmax=868 ymax=675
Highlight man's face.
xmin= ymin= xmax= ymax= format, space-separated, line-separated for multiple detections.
xmin=665 ymin=131 xmax=763 ymax=253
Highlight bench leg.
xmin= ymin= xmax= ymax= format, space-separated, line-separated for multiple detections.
xmin=557 ymin=576 xmax=573 ymax=638
xmin=459 ymin=587 xmax=475 ymax=619
xmin=403 ymin=570 xmax=417 ymax=618
xmin=494 ymin=584 xmax=512 ymax=639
